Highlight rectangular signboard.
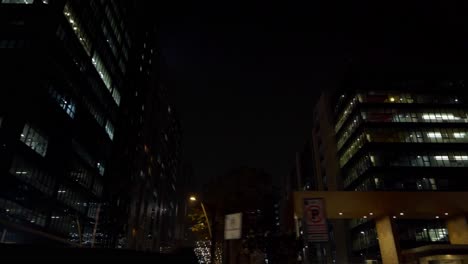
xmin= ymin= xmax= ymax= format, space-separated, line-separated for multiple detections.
xmin=303 ymin=198 xmax=329 ymax=242
xmin=224 ymin=213 xmax=242 ymax=240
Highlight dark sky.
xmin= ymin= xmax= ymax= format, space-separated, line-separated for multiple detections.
xmin=157 ymin=2 xmax=467 ymax=188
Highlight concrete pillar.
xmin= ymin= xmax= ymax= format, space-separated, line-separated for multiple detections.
xmin=375 ymin=216 xmax=401 ymax=264
xmin=446 ymin=215 xmax=468 ymax=244
xmin=331 ymin=219 xmax=349 ymax=264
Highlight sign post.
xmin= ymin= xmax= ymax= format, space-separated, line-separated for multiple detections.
xmin=303 ymin=198 xmax=328 ymax=242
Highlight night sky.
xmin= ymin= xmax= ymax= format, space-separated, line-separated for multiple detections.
xmin=158 ymin=2 xmax=467 ymax=188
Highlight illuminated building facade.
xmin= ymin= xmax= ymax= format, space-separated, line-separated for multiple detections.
xmin=310 ymin=75 xmax=468 ymax=262
xmin=0 ymin=0 xmax=186 ymax=251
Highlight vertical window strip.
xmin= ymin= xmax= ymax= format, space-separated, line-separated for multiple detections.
xmin=63 ymin=3 xmax=92 ymax=56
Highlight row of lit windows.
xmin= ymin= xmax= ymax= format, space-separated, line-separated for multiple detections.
xmin=365 ymin=127 xmax=468 ymax=144
xmin=91 ymin=53 xmax=112 ymax=92
xmin=336 ymin=91 xmax=463 ymax=132
xmin=337 ymin=115 xmax=362 ymax=150
xmin=338 ymin=109 xmax=468 ymax=150
xmin=352 ymin=176 xmax=439 ymax=192
xmin=105 ymin=120 xmax=114 ymax=140
xmin=356 ymin=92 xmax=460 ymax=105
xmin=361 ymin=109 xmax=468 ymax=123
xmin=338 ymin=108 xmax=468 ymax=150
xmin=351 ymin=223 xmax=448 ymax=252
xmin=56 ymin=22 xmax=113 ymax=135
xmin=339 ymin=133 xmax=366 ymax=167
xmin=1 ymin=0 xmax=33 ymax=3
xmin=335 ymin=96 xmax=358 ymax=133
xmin=371 ymin=152 xmax=468 ymax=167
xmin=0 ymin=198 xmax=46 ymax=227
xmin=56 ymin=185 xmax=88 ymax=214
xmin=9 ymin=156 xmax=55 ymax=196
xmin=20 ymin=123 xmax=48 ymax=157
xmin=344 ymin=152 xmax=468 ymax=188
xmin=64 ymin=2 xmax=122 ymax=108
xmin=340 ymin=127 xmax=468 ymax=164
xmin=64 ymin=3 xmax=92 ymax=56
xmin=398 ymin=221 xmax=448 ymax=243
xmin=57 ymin=21 xmax=120 ymax=141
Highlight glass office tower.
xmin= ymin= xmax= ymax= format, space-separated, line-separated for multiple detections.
xmin=334 ymin=78 xmax=468 ymax=259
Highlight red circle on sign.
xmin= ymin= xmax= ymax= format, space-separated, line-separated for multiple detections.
xmin=306 ymin=205 xmax=322 ymax=223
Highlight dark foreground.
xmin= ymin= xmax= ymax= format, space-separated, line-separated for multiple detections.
xmin=0 ymin=245 xmax=198 ymax=263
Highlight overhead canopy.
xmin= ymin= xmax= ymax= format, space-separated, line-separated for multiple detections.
xmin=294 ymin=191 xmax=468 ymax=220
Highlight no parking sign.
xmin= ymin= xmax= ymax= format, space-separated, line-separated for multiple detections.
xmin=303 ymin=198 xmax=328 ymax=242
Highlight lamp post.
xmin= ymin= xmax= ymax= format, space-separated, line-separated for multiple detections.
xmin=190 ymin=195 xmax=217 ymax=263
xmin=190 ymin=196 xmax=212 ymax=239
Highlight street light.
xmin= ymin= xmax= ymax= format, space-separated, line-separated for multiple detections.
xmin=189 ymin=195 xmax=212 ymax=239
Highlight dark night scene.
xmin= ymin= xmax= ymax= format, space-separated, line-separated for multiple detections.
xmin=1 ymin=1 xmax=468 ymax=263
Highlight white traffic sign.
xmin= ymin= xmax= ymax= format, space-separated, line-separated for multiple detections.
xmin=224 ymin=213 xmax=242 ymax=240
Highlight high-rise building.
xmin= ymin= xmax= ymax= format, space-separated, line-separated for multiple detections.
xmin=0 ymin=0 xmax=186 ymax=251
xmin=302 ymin=73 xmax=468 ymax=263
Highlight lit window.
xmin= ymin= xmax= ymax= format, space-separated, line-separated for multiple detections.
xmin=427 ymin=132 xmax=442 ymax=138
xmin=422 ymin=113 xmax=460 ymax=121
xmin=97 ymin=162 xmax=105 ymax=176
xmin=91 ymin=53 xmax=112 ymax=91
xmin=454 ymin=132 xmax=466 ymax=138
xmin=434 ymin=156 xmax=449 ymax=161
xmin=105 ymin=120 xmax=114 ymax=140
xmin=49 ymin=87 xmax=76 ymax=118
xmin=454 ymin=156 xmax=468 ymax=161
xmin=417 ymin=178 xmax=437 ymax=190
xmin=1 ymin=0 xmax=33 ymax=4
xmin=428 ymin=228 xmax=448 ymax=242
xmin=20 ymin=123 xmax=48 ymax=157
xmin=111 ymin=87 xmax=121 ymax=106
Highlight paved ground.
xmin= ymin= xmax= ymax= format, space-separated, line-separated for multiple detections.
xmin=0 ymin=245 xmax=198 ymax=262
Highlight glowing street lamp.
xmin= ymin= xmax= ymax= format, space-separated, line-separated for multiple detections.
xmin=189 ymin=195 xmax=212 ymax=239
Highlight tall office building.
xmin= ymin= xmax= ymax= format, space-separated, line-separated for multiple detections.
xmin=0 ymin=0 xmax=185 ymax=250
xmin=308 ymin=72 xmax=468 ymax=262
